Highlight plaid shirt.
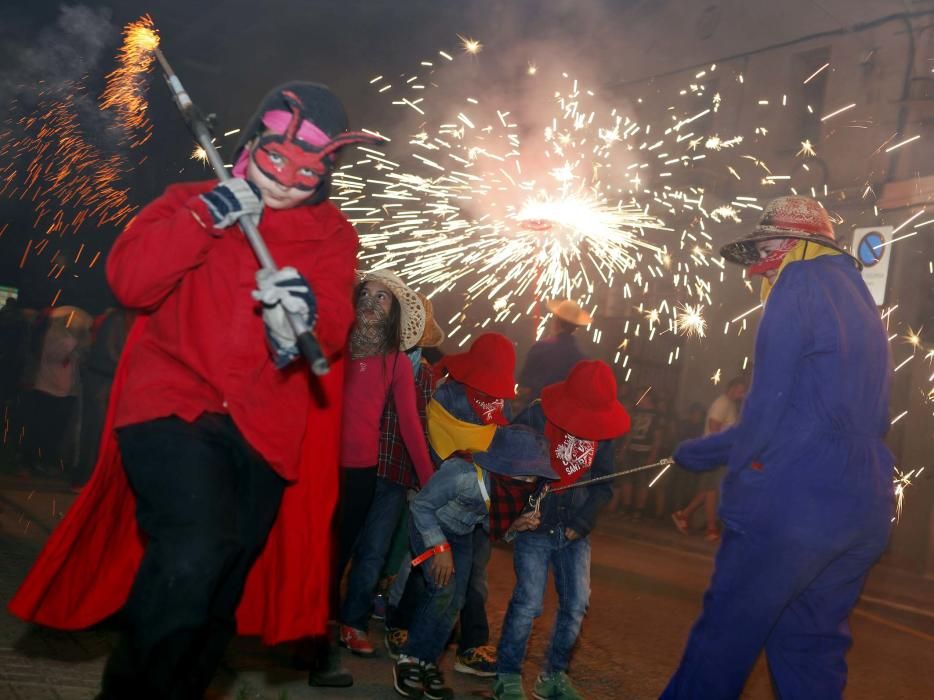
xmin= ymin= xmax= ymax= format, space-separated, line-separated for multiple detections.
xmin=378 ymin=358 xmax=435 ymax=488
xmin=488 ymin=472 xmax=539 ymax=540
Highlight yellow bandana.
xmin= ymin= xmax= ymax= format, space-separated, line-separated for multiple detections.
xmin=759 ymin=239 xmax=842 ymax=303
xmin=426 ymin=399 xmax=497 ymax=461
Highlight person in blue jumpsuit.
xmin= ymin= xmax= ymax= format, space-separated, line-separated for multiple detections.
xmin=662 ymin=196 xmax=894 ymax=700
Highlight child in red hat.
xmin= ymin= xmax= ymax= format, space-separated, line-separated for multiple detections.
xmin=385 ymin=331 xmax=517 ymax=676
xmin=494 ymin=360 xmax=631 ymax=700
xmin=393 ymin=425 xmax=558 ymax=700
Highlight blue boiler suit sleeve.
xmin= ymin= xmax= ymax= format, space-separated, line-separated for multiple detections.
xmin=676 ymin=263 xmax=811 ymax=473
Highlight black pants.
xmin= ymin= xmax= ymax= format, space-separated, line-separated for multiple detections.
xmin=336 ymin=466 xmax=378 ymax=586
xmin=100 ymin=415 xmax=285 ymax=700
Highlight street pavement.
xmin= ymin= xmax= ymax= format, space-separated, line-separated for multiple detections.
xmin=2 ymin=476 xmax=933 ymax=699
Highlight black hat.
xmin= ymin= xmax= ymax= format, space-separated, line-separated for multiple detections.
xmin=235 ymin=82 xmax=363 ymax=204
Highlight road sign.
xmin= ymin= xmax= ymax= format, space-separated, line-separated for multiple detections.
xmin=853 ymin=226 xmax=893 ymax=306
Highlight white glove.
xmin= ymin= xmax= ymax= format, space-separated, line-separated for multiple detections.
xmin=200 ymin=178 xmax=263 ymax=229
xmin=252 ymin=267 xmax=316 ymax=367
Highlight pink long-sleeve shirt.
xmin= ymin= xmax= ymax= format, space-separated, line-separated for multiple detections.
xmin=341 ymin=352 xmax=434 ymax=487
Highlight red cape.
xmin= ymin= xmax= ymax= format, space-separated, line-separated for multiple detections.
xmin=7 ymin=317 xmax=342 ymax=644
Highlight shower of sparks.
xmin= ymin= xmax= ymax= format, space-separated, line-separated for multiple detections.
xmin=333 ymin=47 xmax=776 ymax=356
xmin=0 ymin=15 xmax=159 ymax=240
xmin=0 ymin=94 xmax=135 ymax=235
xmin=191 ymin=146 xmax=208 ymax=163
xmin=99 ymin=15 xmax=159 ymax=147
xmin=710 ymin=368 xmax=722 ymax=385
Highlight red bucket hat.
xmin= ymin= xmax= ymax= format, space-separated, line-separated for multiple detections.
xmin=540 ymin=360 xmax=631 ymax=441
xmin=442 ymin=332 xmax=516 ymax=399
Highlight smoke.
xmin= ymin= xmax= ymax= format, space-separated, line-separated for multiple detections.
xmin=1 ymin=5 xmax=123 ymax=153
xmin=1 ymin=5 xmax=117 ymax=107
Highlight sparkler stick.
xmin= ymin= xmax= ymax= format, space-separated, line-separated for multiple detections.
xmin=528 ymin=458 xmax=674 ymax=513
xmin=152 ymin=47 xmax=329 ymax=375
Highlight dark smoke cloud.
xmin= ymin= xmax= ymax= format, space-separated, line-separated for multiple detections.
xmin=1 ymin=4 xmax=116 ymax=105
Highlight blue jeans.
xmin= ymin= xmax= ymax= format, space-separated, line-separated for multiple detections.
xmin=458 ymin=528 xmax=491 ymax=652
xmin=340 ymin=477 xmax=407 ymax=630
xmin=402 ymin=523 xmax=474 ymax=663
xmin=497 ymin=529 xmax=591 ymax=675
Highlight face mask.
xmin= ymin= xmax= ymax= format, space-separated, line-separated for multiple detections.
xmin=747 ymin=237 xmax=797 ymax=277
xmin=350 ymin=295 xmax=392 ymax=358
xmin=247 ymin=90 xmax=384 ymax=191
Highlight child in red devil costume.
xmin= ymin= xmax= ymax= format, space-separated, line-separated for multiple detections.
xmin=8 ymin=82 xmax=382 ymax=699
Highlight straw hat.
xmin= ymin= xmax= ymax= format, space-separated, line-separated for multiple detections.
xmin=416 ymin=293 xmax=445 ymax=348
xmin=719 ymin=196 xmax=860 ymax=269
xmin=545 ymin=299 xmax=592 ymax=326
xmin=358 ymin=269 xmax=426 ymax=351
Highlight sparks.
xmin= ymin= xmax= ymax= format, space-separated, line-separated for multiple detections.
xmin=796 ymin=139 xmax=816 ymax=157
xmin=458 ymin=34 xmax=483 ymax=55
xmin=676 ymin=304 xmax=707 ymax=338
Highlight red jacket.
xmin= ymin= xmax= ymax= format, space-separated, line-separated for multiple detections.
xmin=8 ymin=182 xmax=357 ymax=643
xmin=106 ymin=181 xmax=357 ymax=480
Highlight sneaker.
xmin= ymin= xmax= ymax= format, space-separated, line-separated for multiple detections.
xmin=533 ymin=671 xmax=584 ymax=700
xmin=393 ymin=659 xmax=423 ymax=698
xmin=420 ymin=662 xmax=454 ymax=700
xmin=493 ymin=673 xmax=528 ymax=700
xmin=372 ymin=592 xmax=387 ymax=621
xmin=454 ymin=645 xmax=498 ymax=677
xmin=339 ymin=624 xmax=375 ymax=657
xmin=385 ymin=628 xmax=408 ymax=660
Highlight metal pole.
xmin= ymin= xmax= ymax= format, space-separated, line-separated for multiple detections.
xmin=153 ymin=48 xmax=329 ymax=375
xmin=528 ymin=458 xmax=674 ymax=513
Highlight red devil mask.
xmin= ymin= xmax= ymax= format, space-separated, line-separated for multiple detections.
xmin=250 ymin=90 xmax=384 ymax=191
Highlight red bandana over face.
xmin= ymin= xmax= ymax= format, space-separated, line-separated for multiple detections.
xmin=747 ymin=238 xmax=798 ymax=277
xmin=465 ymin=386 xmax=509 ymax=426
xmin=252 ymin=90 xmax=384 ymax=191
xmin=545 ymin=421 xmax=596 ymax=487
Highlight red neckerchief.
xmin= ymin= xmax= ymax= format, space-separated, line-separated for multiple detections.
xmin=545 ymin=420 xmax=597 ymax=487
xmin=747 ymin=238 xmax=797 ymax=276
xmin=465 ymin=386 xmax=509 ymax=426
xmin=488 ymin=473 xmax=539 ymax=540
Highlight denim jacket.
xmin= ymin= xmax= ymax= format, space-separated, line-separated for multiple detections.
xmin=512 ymin=402 xmax=614 ymax=537
xmin=410 ymin=456 xmax=490 ymax=548
xmin=429 ymin=379 xmax=514 ymax=466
